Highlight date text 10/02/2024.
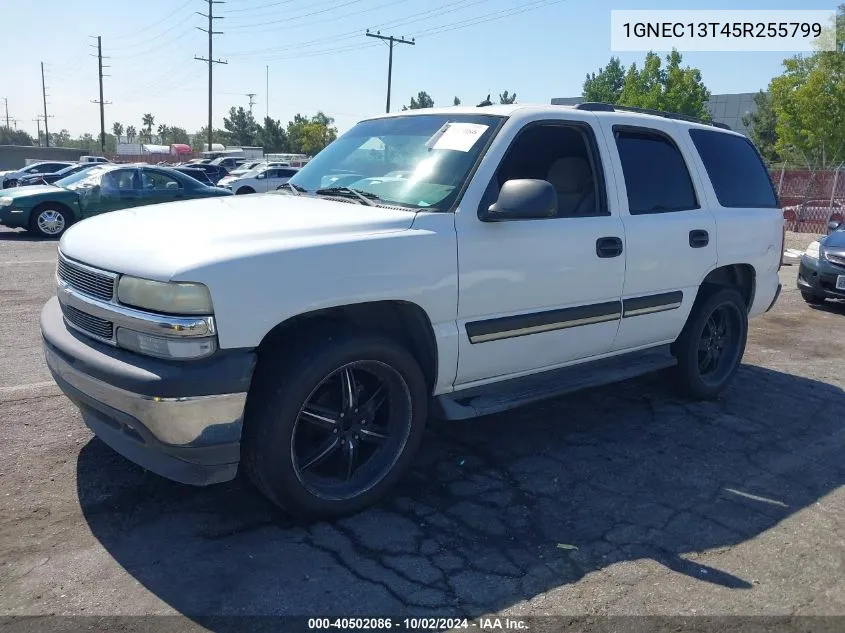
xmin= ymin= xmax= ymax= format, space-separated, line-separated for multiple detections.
xmin=307 ymin=617 xmax=529 ymax=630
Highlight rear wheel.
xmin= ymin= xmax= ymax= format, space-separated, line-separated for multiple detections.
xmin=29 ymin=205 xmax=72 ymax=238
xmin=801 ymin=291 xmax=826 ymax=305
xmin=235 ymin=186 xmax=255 ymax=195
xmin=241 ymin=328 xmax=428 ymax=519
xmin=669 ymin=287 xmax=748 ymax=400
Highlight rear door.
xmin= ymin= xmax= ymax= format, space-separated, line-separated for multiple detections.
xmin=594 ymin=117 xmax=717 ymax=352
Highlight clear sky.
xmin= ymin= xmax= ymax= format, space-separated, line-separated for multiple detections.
xmin=1 ymin=0 xmax=835 ymax=138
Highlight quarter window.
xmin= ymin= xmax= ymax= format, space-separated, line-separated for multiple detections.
xmin=614 ymin=128 xmax=699 ymax=215
xmin=689 ymin=129 xmax=778 ymax=208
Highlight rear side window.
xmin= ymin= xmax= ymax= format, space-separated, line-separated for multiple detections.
xmin=689 ymin=129 xmax=778 ymax=208
xmin=614 ymin=128 xmax=699 ymax=214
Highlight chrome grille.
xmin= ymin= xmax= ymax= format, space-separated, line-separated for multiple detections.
xmin=61 ymin=303 xmax=114 ymax=340
xmin=825 ymin=252 xmax=845 ymax=268
xmin=57 ymin=256 xmax=115 ymax=301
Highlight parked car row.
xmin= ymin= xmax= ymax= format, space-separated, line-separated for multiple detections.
xmin=0 ymin=163 xmax=232 ymax=238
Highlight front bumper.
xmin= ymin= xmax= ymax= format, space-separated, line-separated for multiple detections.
xmin=41 ymin=297 xmax=256 ymax=485
xmin=0 ymin=205 xmax=30 ymax=228
xmin=797 ymin=255 xmax=845 ymax=300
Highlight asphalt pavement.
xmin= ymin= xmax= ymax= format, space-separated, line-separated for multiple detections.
xmin=0 ymin=225 xmax=843 ymax=629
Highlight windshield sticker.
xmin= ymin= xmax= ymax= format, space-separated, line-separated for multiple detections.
xmin=425 ymin=123 xmax=489 ymax=152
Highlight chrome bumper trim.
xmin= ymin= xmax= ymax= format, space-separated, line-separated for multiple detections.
xmin=57 ymin=281 xmax=215 ymax=340
xmin=45 ymin=344 xmax=246 ymax=446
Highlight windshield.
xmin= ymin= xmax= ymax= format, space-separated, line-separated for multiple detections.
xmin=285 ymin=113 xmax=503 ymax=210
xmin=55 ymin=166 xmax=109 ymax=189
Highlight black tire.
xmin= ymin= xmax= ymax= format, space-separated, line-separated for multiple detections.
xmin=801 ymin=291 xmax=826 ymax=305
xmin=669 ymin=286 xmax=748 ymax=400
xmin=241 ymin=328 xmax=428 ymax=519
xmin=235 ymin=186 xmax=255 ymax=195
xmin=29 ymin=204 xmax=72 ymax=238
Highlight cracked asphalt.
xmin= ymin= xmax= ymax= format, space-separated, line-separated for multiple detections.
xmin=0 ymin=226 xmax=843 ymax=626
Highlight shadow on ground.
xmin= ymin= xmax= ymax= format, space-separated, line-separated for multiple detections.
xmin=76 ymin=365 xmax=844 ymax=624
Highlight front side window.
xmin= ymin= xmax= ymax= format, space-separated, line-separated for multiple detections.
xmin=614 ymin=128 xmax=699 ymax=215
xmin=102 ymin=169 xmax=138 ymax=191
xmin=286 ymin=113 xmax=503 ymax=210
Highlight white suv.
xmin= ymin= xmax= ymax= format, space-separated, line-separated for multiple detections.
xmin=222 ymin=165 xmax=299 ymax=194
xmin=40 ymin=104 xmax=783 ymax=518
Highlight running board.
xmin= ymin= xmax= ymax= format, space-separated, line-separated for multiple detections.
xmin=432 ymin=345 xmax=676 ymax=420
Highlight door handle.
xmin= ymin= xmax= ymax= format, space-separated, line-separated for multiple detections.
xmin=689 ymin=229 xmax=709 ymax=248
xmin=596 ymin=236 xmax=623 ymax=258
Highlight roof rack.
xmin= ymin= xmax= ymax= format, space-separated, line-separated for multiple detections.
xmin=574 ymin=102 xmax=731 ymax=130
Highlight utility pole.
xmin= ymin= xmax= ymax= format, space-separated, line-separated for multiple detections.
xmin=194 ymin=0 xmax=227 ymax=152
xmin=365 ymin=30 xmax=415 ymax=113
xmin=33 ymin=117 xmax=42 ymax=146
xmin=90 ymin=36 xmax=112 ymax=153
xmin=3 ymin=98 xmax=9 ymax=129
xmin=266 ymin=65 xmax=269 ymax=119
xmin=41 ymin=62 xmax=50 ymax=146
xmin=246 ymin=93 xmax=256 ymax=115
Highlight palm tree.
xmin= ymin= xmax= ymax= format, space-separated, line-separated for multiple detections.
xmin=142 ymin=114 xmax=154 ymax=142
xmin=126 ymin=125 xmax=137 ymax=143
xmin=112 ymin=122 xmax=124 ymax=143
xmin=157 ymin=123 xmax=169 ymax=144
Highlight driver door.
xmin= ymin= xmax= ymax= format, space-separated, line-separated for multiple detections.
xmin=81 ymin=168 xmax=140 ymax=217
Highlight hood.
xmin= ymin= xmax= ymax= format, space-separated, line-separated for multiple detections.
xmin=2 ymin=184 xmax=68 ymax=199
xmin=823 ymin=229 xmax=845 ymax=249
xmin=59 ymin=193 xmax=418 ymax=280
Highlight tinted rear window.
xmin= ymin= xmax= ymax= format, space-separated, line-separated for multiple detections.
xmin=689 ymin=129 xmax=778 ymax=208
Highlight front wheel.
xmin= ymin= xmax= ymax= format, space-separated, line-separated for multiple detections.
xmin=235 ymin=186 xmax=255 ymax=195
xmin=241 ymin=329 xmax=428 ymax=519
xmin=669 ymin=287 xmax=748 ymax=400
xmin=30 ymin=206 xmax=72 ymax=238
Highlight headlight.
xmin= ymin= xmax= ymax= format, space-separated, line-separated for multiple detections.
xmin=804 ymin=241 xmax=821 ymax=260
xmin=117 ymin=276 xmax=213 ymax=315
xmin=0 ymin=197 xmax=12 ymax=206
xmin=116 ymin=328 xmax=217 ymax=360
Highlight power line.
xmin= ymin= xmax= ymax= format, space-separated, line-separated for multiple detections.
xmin=194 ymin=0 xmax=228 ymax=151
xmin=222 ymin=0 xmax=295 ymax=13
xmin=365 ymin=31 xmax=414 ymax=113
xmin=227 ymin=0 xmax=367 ymax=30
xmin=109 ymin=0 xmax=195 ymax=41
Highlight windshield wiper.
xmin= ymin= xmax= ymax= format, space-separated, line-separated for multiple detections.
xmin=277 ymin=182 xmax=307 ymax=195
xmin=314 ymin=186 xmax=380 ymax=206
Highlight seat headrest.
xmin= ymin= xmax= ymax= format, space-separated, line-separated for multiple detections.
xmin=546 ymin=157 xmax=592 ymax=194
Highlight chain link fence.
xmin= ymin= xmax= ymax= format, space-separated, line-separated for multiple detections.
xmin=771 ymin=166 xmax=845 ymax=234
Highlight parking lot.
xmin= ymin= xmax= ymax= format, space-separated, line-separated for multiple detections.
xmin=0 ymin=225 xmax=843 ymax=623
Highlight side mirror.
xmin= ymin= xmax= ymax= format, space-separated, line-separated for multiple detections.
xmin=256 ymin=173 xmax=266 ymax=179
xmin=828 ymin=220 xmax=842 ymax=232
xmin=480 ymin=179 xmax=557 ymax=222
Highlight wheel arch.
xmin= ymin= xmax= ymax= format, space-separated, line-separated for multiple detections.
xmin=256 ymin=300 xmax=439 ymax=394
xmin=698 ymin=263 xmax=756 ymax=312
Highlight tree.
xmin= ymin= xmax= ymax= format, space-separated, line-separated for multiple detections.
xmin=49 ymin=129 xmax=71 ymax=147
xmin=112 ymin=122 xmax=124 ymax=143
xmin=169 ymin=126 xmax=189 ymax=144
xmin=258 ymin=116 xmax=288 ymax=153
xmin=769 ymin=6 xmax=845 ymax=167
xmin=126 ymin=125 xmax=137 ymax=143
xmin=402 ymin=91 xmax=434 ymax=110
xmin=498 ymin=90 xmax=517 ymax=104
xmin=453 ymin=96 xmax=461 ymax=106
xmin=222 ymin=106 xmax=258 ymax=146
xmin=0 ymin=127 xmax=34 ymax=146
xmin=141 ymin=114 xmax=154 ymax=142
xmin=192 ymin=126 xmax=226 ymax=150
xmin=742 ymin=91 xmax=779 ymax=163
xmin=583 ymin=56 xmax=625 ymax=103
xmin=616 ymin=49 xmax=710 ymax=119
xmin=157 ymin=124 xmax=169 ymax=144
xmin=285 ymin=112 xmax=337 ymax=155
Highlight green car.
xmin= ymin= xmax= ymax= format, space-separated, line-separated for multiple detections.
xmin=0 ymin=164 xmax=233 ymax=238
